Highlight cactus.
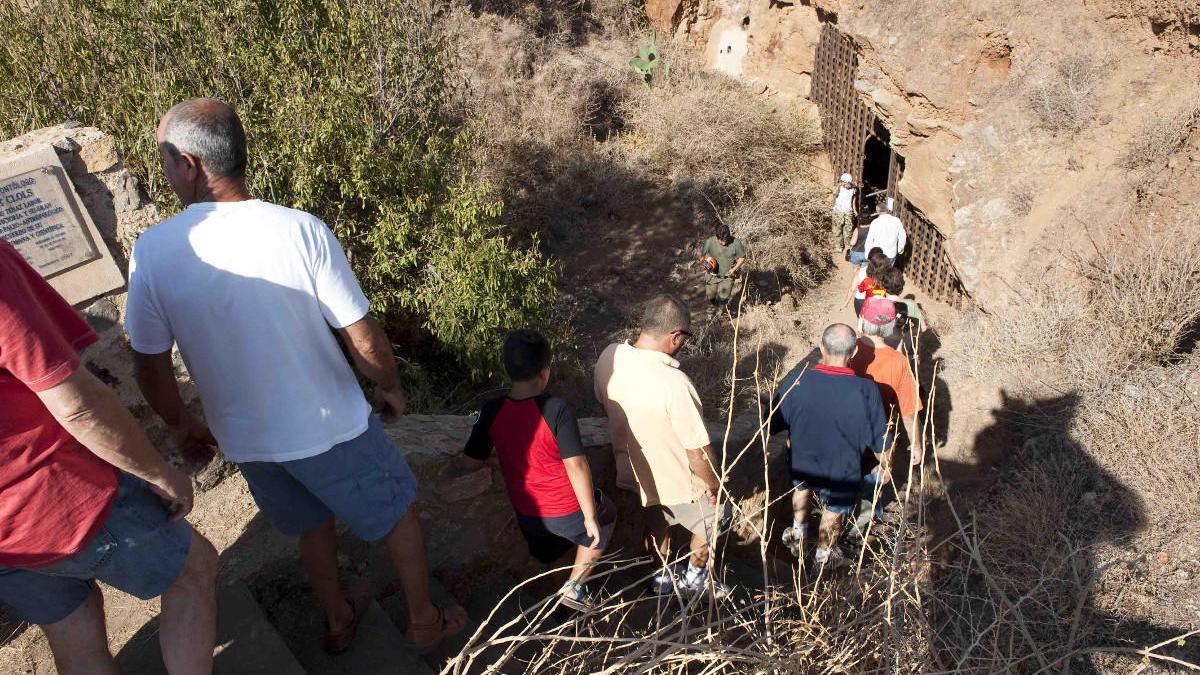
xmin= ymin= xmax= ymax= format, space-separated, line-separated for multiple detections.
xmin=629 ymin=28 xmax=669 ymax=84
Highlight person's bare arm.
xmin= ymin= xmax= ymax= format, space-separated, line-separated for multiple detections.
xmin=336 ymin=315 xmax=406 ymax=419
xmin=133 ymin=349 xmax=216 ymax=461
xmin=729 ymin=256 xmax=747 ymax=276
xmin=39 ymin=367 xmax=194 ymax=520
xmin=686 ymin=445 xmax=722 ymax=505
xmin=441 ymin=454 xmax=487 ymax=481
xmin=904 ymin=414 xmax=921 ymax=465
xmin=843 ymin=269 xmax=860 ymax=308
xmin=562 ymin=456 xmax=602 ymax=548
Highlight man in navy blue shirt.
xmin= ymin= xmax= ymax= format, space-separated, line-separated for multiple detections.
xmin=769 ymin=323 xmax=886 ymax=568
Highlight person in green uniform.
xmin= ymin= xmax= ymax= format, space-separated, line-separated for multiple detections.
xmin=699 ymin=224 xmax=747 ymax=317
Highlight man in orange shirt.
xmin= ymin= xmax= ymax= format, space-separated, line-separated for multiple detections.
xmin=849 ymin=296 xmax=923 ymax=523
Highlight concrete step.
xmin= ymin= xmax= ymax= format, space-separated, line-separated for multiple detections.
xmin=379 ymin=576 xmax=482 ymax=671
xmin=112 ymin=582 xmax=306 ymax=675
xmin=213 ymin=582 xmax=306 ymax=675
xmin=286 ymin=600 xmax=434 ymax=675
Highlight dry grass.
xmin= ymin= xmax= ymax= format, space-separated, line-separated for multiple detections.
xmin=454 ymin=9 xmax=827 ymax=285
xmin=618 ymin=66 xmax=823 ymax=200
xmin=1028 ymin=53 xmax=1108 ymax=134
xmin=1119 ymin=103 xmax=1200 ymax=169
xmin=946 ymin=219 xmax=1200 ymax=396
xmin=940 ymin=217 xmax=1200 ymax=667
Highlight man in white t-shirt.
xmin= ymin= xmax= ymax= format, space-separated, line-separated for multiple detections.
xmin=830 ymin=173 xmax=858 ymax=253
xmin=127 ymin=98 xmax=465 ymax=653
xmin=863 ymin=199 xmax=907 ymax=264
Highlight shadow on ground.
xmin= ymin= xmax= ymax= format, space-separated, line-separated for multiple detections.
xmin=926 ymin=391 xmax=1198 ymax=672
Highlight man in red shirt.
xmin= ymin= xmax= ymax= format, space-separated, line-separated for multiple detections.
xmin=0 ymin=239 xmax=217 ymax=674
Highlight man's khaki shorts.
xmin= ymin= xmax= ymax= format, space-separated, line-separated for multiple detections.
xmin=645 ymin=500 xmax=733 ymax=544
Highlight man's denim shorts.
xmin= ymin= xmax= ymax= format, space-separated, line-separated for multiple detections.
xmin=0 ymin=473 xmax=193 ymax=625
xmin=238 ymin=416 xmax=417 ymax=541
xmin=793 ymin=480 xmax=856 ymax=515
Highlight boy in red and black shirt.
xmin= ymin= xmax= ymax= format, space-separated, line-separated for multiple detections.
xmin=456 ymin=330 xmax=614 ymax=610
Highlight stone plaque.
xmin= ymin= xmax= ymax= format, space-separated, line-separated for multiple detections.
xmin=0 ymin=145 xmax=123 ymax=304
xmin=1 ymin=165 xmax=101 ymax=277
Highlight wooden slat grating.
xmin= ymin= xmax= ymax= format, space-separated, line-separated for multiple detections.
xmin=811 ymin=24 xmax=966 ymax=308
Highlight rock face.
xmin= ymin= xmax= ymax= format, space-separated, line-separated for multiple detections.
xmin=0 ymin=126 xmax=200 ymax=446
xmin=661 ymin=0 xmax=1200 ymax=308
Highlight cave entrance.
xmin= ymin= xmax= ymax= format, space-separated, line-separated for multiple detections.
xmin=862 ymin=134 xmax=891 ymax=212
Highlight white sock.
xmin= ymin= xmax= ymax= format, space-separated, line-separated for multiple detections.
xmin=793 ymin=520 xmax=806 ymax=534
xmin=686 ymin=563 xmax=706 ymax=581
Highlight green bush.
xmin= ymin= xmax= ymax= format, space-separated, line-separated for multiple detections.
xmin=0 ymin=0 xmax=557 ymax=382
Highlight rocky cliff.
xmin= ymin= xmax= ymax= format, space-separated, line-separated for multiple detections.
xmin=651 ymin=0 xmax=1199 ymax=308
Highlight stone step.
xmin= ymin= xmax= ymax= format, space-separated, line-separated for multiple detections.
xmin=212 ymin=582 xmax=306 ymax=675
xmin=286 ymin=600 xmax=434 ymax=675
xmin=379 ymin=576 xmax=482 ymax=671
xmin=112 ymin=582 xmax=306 ymax=675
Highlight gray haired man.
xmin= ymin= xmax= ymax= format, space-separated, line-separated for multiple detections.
xmin=769 ymin=324 xmax=887 ymax=568
xmin=127 ymin=98 xmax=465 ymax=652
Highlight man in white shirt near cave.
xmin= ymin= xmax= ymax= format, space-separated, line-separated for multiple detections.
xmin=863 ymin=199 xmax=907 ymax=265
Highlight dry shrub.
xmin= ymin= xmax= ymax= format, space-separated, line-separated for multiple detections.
xmin=449 ymin=8 xmax=641 ymax=241
xmin=617 ymin=64 xmax=830 ymax=286
xmin=1028 ymin=53 xmax=1107 ymax=133
xmin=728 ymin=177 xmax=831 ymax=289
xmin=1119 ymin=103 xmax=1200 ymax=168
xmin=1073 ymin=364 xmax=1200 ymax=521
xmin=679 ymin=303 xmax=795 ymax=415
xmin=938 ymin=218 xmax=1200 ymax=669
xmin=464 ymin=0 xmax=645 ymax=41
xmin=947 ymin=219 xmax=1200 ymax=394
xmin=1007 ymin=177 xmax=1040 ymax=217
xmin=618 ymin=65 xmax=823 ymax=199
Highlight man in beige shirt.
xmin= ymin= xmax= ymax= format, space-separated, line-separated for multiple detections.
xmin=594 ymin=294 xmax=729 ymax=599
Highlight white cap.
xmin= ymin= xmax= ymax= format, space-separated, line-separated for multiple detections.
xmin=839 ymin=173 xmax=852 ymax=183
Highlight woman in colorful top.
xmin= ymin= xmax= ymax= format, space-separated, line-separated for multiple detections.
xmin=843 ymin=248 xmax=891 ymax=317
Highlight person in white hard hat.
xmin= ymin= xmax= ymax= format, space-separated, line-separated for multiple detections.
xmin=831 ymin=173 xmax=858 ymax=254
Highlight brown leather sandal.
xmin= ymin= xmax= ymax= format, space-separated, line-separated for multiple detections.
xmin=322 ymin=594 xmax=370 ymax=654
xmin=405 ymin=604 xmax=468 ymax=653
